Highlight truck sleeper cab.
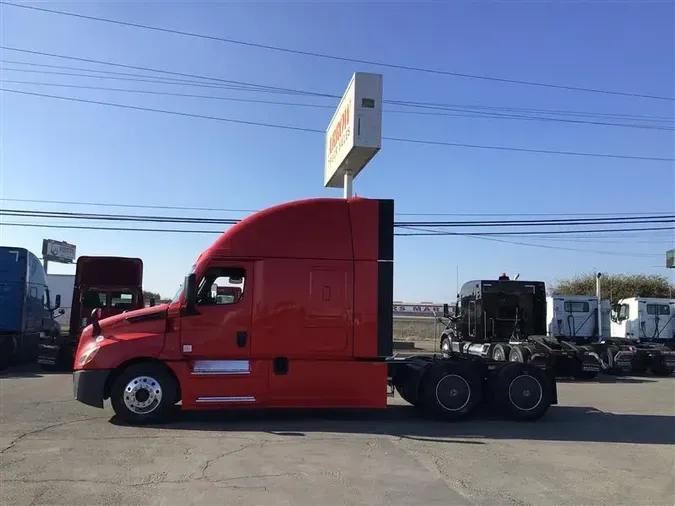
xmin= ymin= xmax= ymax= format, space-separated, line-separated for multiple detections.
xmin=72 ymin=198 xmax=558 ymax=425
xmin=0 ymin=247 xmax=63 ymax=370
xmin=38 ymin=256 xmax=145 ymax=370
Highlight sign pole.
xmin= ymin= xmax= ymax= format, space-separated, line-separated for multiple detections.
xmin=344 ymin=171 xmax=353 ymax=199
xmin=44 ymin=257 xmax=49 ymax=274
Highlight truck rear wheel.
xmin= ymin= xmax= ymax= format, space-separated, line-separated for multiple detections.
xmin=508 ymin=345 xmax=530 ymax=363
xmin=492 ymin=362 xmax=552 ymax=421
xmin=492 ymin=343 xmax=510 ymax=362
xmin=110 ymin=362 xmax=177 ymax=425
xmin=420 ymin=362 xmax=482 ymax=421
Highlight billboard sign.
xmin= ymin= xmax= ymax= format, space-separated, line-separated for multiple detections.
xmin=42 ymin=239 xmax=76 ymax=264
xmin=667 ymin=249 xmax=675 ymax=268
xmin=324 ymin=72 xmax=383 ymax=188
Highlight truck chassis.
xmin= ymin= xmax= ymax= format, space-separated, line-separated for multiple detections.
xmin=607 ymin=339 xmax=675 ymax=376
xmin=387 ymin=354 xmax=558 ymax=422
xmin=74 ymin=353 xmax=558 ymax=425
xmin=440 ymin=330 xmax=637 ymax=380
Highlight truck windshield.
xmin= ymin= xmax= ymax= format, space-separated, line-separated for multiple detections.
xmin=172 ymin=264 xmax=196 ymax=304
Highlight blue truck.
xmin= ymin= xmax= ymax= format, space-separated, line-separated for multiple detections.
xmin=0 ymin=247 xmax=64 ymax=370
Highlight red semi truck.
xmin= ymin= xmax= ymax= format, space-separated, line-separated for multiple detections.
xmin=39 ymin=256 xmax=145 ymax=369
xmin=72 ymin=197 xmax=558 ymax=425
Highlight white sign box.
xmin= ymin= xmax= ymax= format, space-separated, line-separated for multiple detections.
xmin=324 ymin=72 xmax=383 ymax=188
xmin=42 ymin=239 xmax=76 ymax=264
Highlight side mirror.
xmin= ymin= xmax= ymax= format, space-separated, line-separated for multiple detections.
xmin=443 ymin=303 xmax=450 ymax=318
xmin=149 ymin=297 xmax=155 ymax=307
xmin=91 ymin=308 xmax=102 ymax=335
xmin=54 ymin=294 xmax=61 ymax=310
xmin=184 ymin=273 xmax=197 ymax=314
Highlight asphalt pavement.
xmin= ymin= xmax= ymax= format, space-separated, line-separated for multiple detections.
xmin=1 ymin=366 xmax=673 ymax=506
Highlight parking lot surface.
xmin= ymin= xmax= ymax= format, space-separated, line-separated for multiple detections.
xmin=1 ymin=367 xmax=674 ymax=506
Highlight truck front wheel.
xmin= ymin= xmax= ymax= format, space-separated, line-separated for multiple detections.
xmin=110 ymin=362 xmax=177 ymax=425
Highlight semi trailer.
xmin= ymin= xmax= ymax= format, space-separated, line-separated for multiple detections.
xmin=38 ymin=256 xmax=145 ymax=370
xmin=437 ymin=274 xmax=620 ymax=380
xmin=72 ymin=197 xmax=558 ymax=425
xmin=0 ymin=247 xmax=63 ymax=370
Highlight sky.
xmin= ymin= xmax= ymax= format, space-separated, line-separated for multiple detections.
xmin=1 ymin=0 xmax=674 ymax=301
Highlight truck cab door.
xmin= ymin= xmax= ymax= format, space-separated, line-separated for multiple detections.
xmin=180 ymin=263 xmax=252 ymax=360
xmin=179 ymin=261 xmax=268 ymax=408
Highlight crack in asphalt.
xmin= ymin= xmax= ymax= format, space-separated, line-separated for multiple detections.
xmin=0 ymin=416 xmax=107 ymax=454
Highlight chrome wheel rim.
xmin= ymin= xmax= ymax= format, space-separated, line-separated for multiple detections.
xmin=508 ymin=374 xmax=543 ymax=411
xmin=435 ymin=374 xmax=471 ymax=412
xmin=123 ymin=376 xmax=163 ymax=415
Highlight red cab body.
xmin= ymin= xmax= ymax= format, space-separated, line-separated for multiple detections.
xmin=73 ymin=197 xmax=395 ymax=411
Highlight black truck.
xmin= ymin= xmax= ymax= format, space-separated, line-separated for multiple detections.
xmin=437 ymin=274 xmax=622 ymax=380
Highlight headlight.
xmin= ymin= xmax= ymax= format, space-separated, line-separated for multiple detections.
xmin=78 ymin=346 xmax=100 ymax=366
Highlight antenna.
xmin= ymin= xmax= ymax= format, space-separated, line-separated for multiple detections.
xmin=456 ymin=265 xmax=459 ymax=295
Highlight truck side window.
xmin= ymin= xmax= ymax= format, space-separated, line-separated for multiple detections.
xmin=564 ymin=301 xmax=589 ymax=313
xmin=196 ymin=267 xmax=245 ymax=306
xmin=648 ymin=304 xmax=671 ymax=315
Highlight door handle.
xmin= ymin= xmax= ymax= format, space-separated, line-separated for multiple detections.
xmin=236 ymin=331 xmax=247 ymax=348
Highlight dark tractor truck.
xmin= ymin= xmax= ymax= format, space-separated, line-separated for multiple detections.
xmin=38 ymin=256 xmax=146 ymax=370
xmin=0 ymin=247 xmax=63 ymax=370
xmin=437 ymin=274 xmax=611 ymax=380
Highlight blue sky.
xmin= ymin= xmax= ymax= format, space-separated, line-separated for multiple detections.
xmin=1 ymin=0 xmax=674 ymax=300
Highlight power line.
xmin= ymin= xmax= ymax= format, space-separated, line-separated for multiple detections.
xmin=3 ymin=209 xmax=674 ymax=228
xmin=4 ymin=87 xmax=673 ymax=162
xmin=4 ymin=54 xmax=673 ymax=124
xmin=3 ymin=2 xmax=673 ymax=101
xmin=5 ymin=77 xmax=672 ymax=132
xmin=0 ymin=46 xmax=334 ymax=99
xmin=398 ymin=215 xmax=675 ymax=227
xmin=0 ymin=221 xmax=665 ymax=259
xmin=3 ymin=209 xmax=674 ymax=237
xmin=394 ymin=226 xmax=675 ymax=236
xmin=466 ymin=235 xmax=661 ymax=259
xmin=0 ymin=88 xmax=323 ymax=133
xmin=3 ymin=197 xmax=671 ymax=218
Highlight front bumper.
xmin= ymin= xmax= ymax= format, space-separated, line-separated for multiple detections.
xmin=73 ymin=369 xmax=111 ymax=408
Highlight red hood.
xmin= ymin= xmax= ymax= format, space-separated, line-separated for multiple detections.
xmin=75 ymin=303 xmax=169 ymax=370
xmin=96 ymin=303 xmax=169 ymax=331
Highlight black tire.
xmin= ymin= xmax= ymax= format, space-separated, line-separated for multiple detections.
xmin=0 ymin=337 xmax=14 ymax=371
xmin=492 ymin=343 xmax=510 ymax=362
xmin=649 ymin=359 xmax=673 ymax=377
xmin=508 ymin=345 xmax=530 ymax=363
xmin=419 ymin=362 xmax=482 ymax=421
xmin=573 ymin=369 xmax=599 ymax=381
xmin=110 ymin=362 xmax=178 ymax=425
xmin=603 ymin=345 xmax=621 ymax=375
xmin=395 ymin=383 xmax=419 ymax=407
xmin=492 ymin=362 xmax=553 ymax=421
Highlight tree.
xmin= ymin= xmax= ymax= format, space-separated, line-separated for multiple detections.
xmin=551 ymin=273 xmax=675 ymax=306
xmin=143 ymin=291 xmax=161 ymax=301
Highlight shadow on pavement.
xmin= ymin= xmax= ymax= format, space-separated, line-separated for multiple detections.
xmin=557 ymin=375 xmax=658 ymax=384
xmin=110 ymin=404 xmax=675 ymax=446
xmin=0 ymin=364 xmax=71 ymax=378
